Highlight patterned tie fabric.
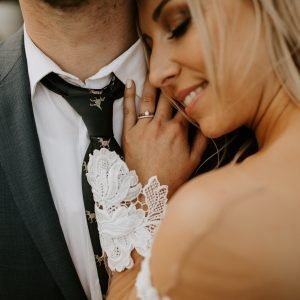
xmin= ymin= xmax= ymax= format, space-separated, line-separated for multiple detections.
xmin=41 ymin=72 xmax=125 ymax=296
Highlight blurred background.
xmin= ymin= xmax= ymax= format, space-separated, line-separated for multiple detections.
xmin=0 ymin=0 xmax=23 ymax=41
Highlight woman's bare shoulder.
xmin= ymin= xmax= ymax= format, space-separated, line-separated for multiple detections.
xmin=150 ymin=164 xmax=300 ymax=298
xmin=168 ymin=164 xmax=260 ymax=229
xmin=150 ymin=165 xmax=266 ymax=296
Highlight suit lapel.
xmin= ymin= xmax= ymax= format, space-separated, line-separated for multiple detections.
xmin=0 ymin=30 xmax=86 ymax=299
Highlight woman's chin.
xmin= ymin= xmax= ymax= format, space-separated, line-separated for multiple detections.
xmin=198 ymin=122 xmax=228 ymax=139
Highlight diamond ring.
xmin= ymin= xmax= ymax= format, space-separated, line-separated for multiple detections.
xmin=137 ymin=110 xmax=155 ymax=120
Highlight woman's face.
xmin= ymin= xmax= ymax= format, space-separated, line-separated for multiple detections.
xmin=138 ymin=0 xmax=274 ymax=138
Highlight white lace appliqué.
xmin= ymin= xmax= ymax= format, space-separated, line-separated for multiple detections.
xmin=136 ymin=254 xmax=171 ymax=300
xmin=86 ymin=148 xmax=168 ymax=272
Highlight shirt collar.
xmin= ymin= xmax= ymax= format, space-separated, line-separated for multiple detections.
xmin=24 ymin=26 xmax=146 ymax=97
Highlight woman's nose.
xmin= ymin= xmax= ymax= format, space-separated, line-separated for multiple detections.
xmin=148 ymin=47 xmax=179 ymax=88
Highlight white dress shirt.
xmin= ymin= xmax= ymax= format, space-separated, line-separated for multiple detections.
xmin=24 ymin=27 xmax=146 ymax=300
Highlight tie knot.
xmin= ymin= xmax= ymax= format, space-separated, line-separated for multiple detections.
xmin=41 ymin=73 xmax=125 ymax=137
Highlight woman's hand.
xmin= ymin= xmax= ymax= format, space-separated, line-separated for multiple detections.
xmin=122 ymin=78 xmax=207 ymax=197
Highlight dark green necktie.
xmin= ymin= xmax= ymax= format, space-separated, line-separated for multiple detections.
xmin=41 ymin=72 xmax=125 ymax=296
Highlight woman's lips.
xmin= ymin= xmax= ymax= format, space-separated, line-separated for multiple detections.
xmin=175 ymin=81 xmax=208 ymax=107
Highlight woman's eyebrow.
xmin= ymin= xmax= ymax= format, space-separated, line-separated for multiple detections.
xmin=153 ymin=0 xmax=171 ymax=21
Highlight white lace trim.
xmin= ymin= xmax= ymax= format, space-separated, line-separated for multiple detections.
xmin=136 ymin=254 xmax=171 ymax=300
xmin=86 ymin=148 xmax=168 ymax=272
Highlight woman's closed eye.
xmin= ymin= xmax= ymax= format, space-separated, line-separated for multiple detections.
xmin=167 ymin=17 xmax=191 ymax=40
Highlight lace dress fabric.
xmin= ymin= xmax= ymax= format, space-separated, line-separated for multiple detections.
xmin=136 ymin=254 xmax=170 ymax=300
xmin=86 ymin=148 xmax=168 ymax=272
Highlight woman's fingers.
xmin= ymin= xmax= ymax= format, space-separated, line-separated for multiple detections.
xmin=123 ymin=79 xmax=137 ymax=133
xmin=173 ymin=107 xmax=189 ymax=126
xmin=154 ymin=91 xmax=173 ymax=121
xmin=122 ymin=77 xmax=206 ymax=196
xmin=138 ymin=78 xmax=157 ymax=122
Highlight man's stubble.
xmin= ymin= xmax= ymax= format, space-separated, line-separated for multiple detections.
xmin=41 ymin=0 xmax=127 ymax=10
xmin=42 ymin=0 xmax=89 ymax=9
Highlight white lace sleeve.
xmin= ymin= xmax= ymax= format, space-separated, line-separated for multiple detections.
xmin=135 ymin=254 xmax=171 ymax=300
xmin=86 ymin=148 xmax=168 ymax=272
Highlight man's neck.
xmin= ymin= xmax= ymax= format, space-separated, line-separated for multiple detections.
xmin=20 ymin=0 xmax=138 ymax=81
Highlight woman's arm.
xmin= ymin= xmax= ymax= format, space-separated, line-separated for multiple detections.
xmin=107 ymin=250 xmax=142 ymax=300
xmin=105 ymin=79 xmax=207 ymax=299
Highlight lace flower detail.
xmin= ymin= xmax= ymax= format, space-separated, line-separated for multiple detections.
xmin=87 ymin=148 xmax=142 ymax=206
xmin=87 ymin=148 xmax=168 ymax=272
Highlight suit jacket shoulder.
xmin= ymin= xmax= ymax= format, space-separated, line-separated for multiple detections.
xmin=0 ymin=28 xmax=24 ymax=83
xmin=0 ymin=29 xmax=86 ymax=299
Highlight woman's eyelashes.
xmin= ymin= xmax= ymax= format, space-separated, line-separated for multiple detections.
xmin=167 ymin=17 xmax=191 ymax=40
xmin=141 ymin=16 xmax=191 ymax=58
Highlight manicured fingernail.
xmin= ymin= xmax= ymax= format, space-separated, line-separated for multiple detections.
xmin=126 ymin=79 xmax=133 ymax=89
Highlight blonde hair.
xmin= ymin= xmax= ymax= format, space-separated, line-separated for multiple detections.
xmin=187 ymin=0 xmax=300 ymax=104
xmin=259 ymin=0 xmax=300 ymax=102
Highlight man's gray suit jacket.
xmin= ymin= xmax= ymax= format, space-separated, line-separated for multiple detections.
xmin=0 ymin=29 xmax=87 ymax=300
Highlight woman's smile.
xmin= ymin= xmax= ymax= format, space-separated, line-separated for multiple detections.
xmin=175 ymin=81 xmax=209 ymax=108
